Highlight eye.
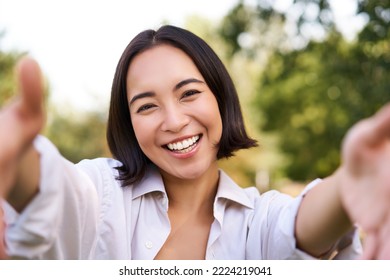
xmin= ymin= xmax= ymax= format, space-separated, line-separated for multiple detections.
xmin=136 ymin=103 xmax=156 ymax=113
xmin=181 ymin=90 xmax=201 ymax=100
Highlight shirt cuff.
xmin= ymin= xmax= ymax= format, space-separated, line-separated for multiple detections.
xmin=4 ymin=135 xmax=65 ymax=259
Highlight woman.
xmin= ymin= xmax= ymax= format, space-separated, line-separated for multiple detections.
xmin=1 ymin=25 xmax=390 ymax=259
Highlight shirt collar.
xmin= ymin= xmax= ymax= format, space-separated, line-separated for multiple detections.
xmin=132 ymin=166 xmax=254 ymax=210
xmin=132 ymin=165 xmax=166 ymax=199
xmin=215 ymin=170 xmax=254 ymax=209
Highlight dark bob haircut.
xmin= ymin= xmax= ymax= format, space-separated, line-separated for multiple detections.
xmin=107 ymin=25 xmax=257 ymax=186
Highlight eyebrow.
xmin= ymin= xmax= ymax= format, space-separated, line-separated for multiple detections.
xmin=129 ymin=78 xmax=205 ymax=106
xmin=173 ymin=78 xmax=205 ymax=91
xmin=129 ymin=91 xmax=155 ymax=106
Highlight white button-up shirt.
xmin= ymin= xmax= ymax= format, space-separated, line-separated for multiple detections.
xmin=3 ymin=136 xmax=362 ymax=259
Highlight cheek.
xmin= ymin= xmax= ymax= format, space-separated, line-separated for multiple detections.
xmin=213 ymin=116 xmax=223 ymax=143
xmin=200 ymin=100 xmax=223 ymax=141
xmin=131 ymin=117 xmax=154 ymax=151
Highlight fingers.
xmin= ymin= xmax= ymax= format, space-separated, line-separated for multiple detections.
xmin=12 ymin=57 xmax=45 ymax=146
xmin=360 ymin=232 xmax=377 ymax=260
xmin=0 ymin=56 xmax=45 ymax=154
xmin=0 ymin=57 xmax=45 ymax=193
xmin=339 ymin=103 xmax=390 ymax=259
xmin=364 ymin=103 xmax=390 ymax=147
xmin=362 ymin=213 xmax=390 ymax=260
xmin=376 ymin=211 xmax=390 ymax=259
xmin=341 ymin=103 xmax=390 ymax=175
xmin=344 ymin=103 xmax=390 ymax=146
xmin=16 ymin=57 xmax=45 ymax=121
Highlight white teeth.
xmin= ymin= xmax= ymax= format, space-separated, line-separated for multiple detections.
xmin=167 ymin=135 xmax=200 ymax=151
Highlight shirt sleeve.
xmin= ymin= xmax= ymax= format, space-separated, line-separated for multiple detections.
xmin=248 ymin=179 xmax=362 ymax=259
xmin=2 ymin=136 xmax=99 ymax=259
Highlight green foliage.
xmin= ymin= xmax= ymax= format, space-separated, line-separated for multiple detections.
xmin=258 ymin=35 xmax=389 ymax=180
xmin=358 ymin=0 xmax=390 ymax=42
xmin=0 ymin=34 xmax=23 ymax=105
xmin=219 ymin=0 xmax=390 ymax=181
xmin=219 ymin=1 xmax=253 ymax=55
xmin=44 ymin=109 xmax=110 ymax=163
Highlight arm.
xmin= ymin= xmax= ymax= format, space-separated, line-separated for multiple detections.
xmin=1 ymin=58 xmax=99 ymax=259
xmin=295 ymin=103 xmax=390 ymax=259
xmin=295 ymin=169 xmax=353 ymax=257
xmin=0 ymin=57 xmax=44 ymax=259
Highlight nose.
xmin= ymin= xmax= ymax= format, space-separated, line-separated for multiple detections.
xmin=161 ymin=105 xmax=189 ymax=133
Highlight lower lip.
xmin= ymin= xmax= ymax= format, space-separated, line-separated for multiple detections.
xmin=166 ymin=138 xmax=201 ymax=159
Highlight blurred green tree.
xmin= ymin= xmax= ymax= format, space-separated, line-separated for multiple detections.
xmin=44 ymin=109 xmax=109 ymax=163
xmin=0 ymin=32 xmax=23 ymax=105
xmin=219 ymin=0 xmax=390 ymax=181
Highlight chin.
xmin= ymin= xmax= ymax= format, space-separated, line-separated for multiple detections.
xmin=176 ymin=165 xmax=218 ymax=181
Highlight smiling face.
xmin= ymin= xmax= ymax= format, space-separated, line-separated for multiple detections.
xmin=126 ymin=44 xmax=223 ymax=182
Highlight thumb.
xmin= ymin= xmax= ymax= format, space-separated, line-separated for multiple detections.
xmin=369 ymin=103 xmax=390 ymax=144
xmin=16 ymin=56 xmax=45 ymax=119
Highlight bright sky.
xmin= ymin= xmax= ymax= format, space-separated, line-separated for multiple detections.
xmin=0 ymin=0 xmax=365 ymax=112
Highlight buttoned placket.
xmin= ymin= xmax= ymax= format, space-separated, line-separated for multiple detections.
xmin=144 ymin=194 xmax=169 ymax=252
xmin=205 ymin=198 xmax=224 ymax=260
xmin=142 ymin=193 xmax=170 ymax=259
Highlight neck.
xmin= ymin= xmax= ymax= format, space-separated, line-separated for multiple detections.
xmin=160 ymin=164 xmax=219 ymax=214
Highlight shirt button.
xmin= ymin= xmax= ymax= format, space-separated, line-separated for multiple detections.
xmin=145 ymin=241 xmax=153 ymax=249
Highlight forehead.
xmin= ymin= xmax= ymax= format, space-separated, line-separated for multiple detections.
xmin=126 ymin=44 xmax=203 ymax=92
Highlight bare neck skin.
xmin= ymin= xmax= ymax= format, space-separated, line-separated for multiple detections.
xmin=154 ymin=162 xmax=219 ymax=260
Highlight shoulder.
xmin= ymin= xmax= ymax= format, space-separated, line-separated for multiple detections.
xmin=76 ymin=157 xmax=123 ymax=194
xmin=76 ymin=157 xmax=122 ymax=176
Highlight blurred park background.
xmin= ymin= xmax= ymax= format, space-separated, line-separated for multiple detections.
xmin=1 ymin=0 xmax=389 ymax=194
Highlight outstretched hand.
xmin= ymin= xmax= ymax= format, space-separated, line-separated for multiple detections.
xmin=0 ymin=57 xmax=45 ymax=259
xmin=340 ymin=103 xmax=390 ymax=259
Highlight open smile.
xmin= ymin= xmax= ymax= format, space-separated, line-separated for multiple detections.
xmin=164 ymin=134 xmax=201 ymax=154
